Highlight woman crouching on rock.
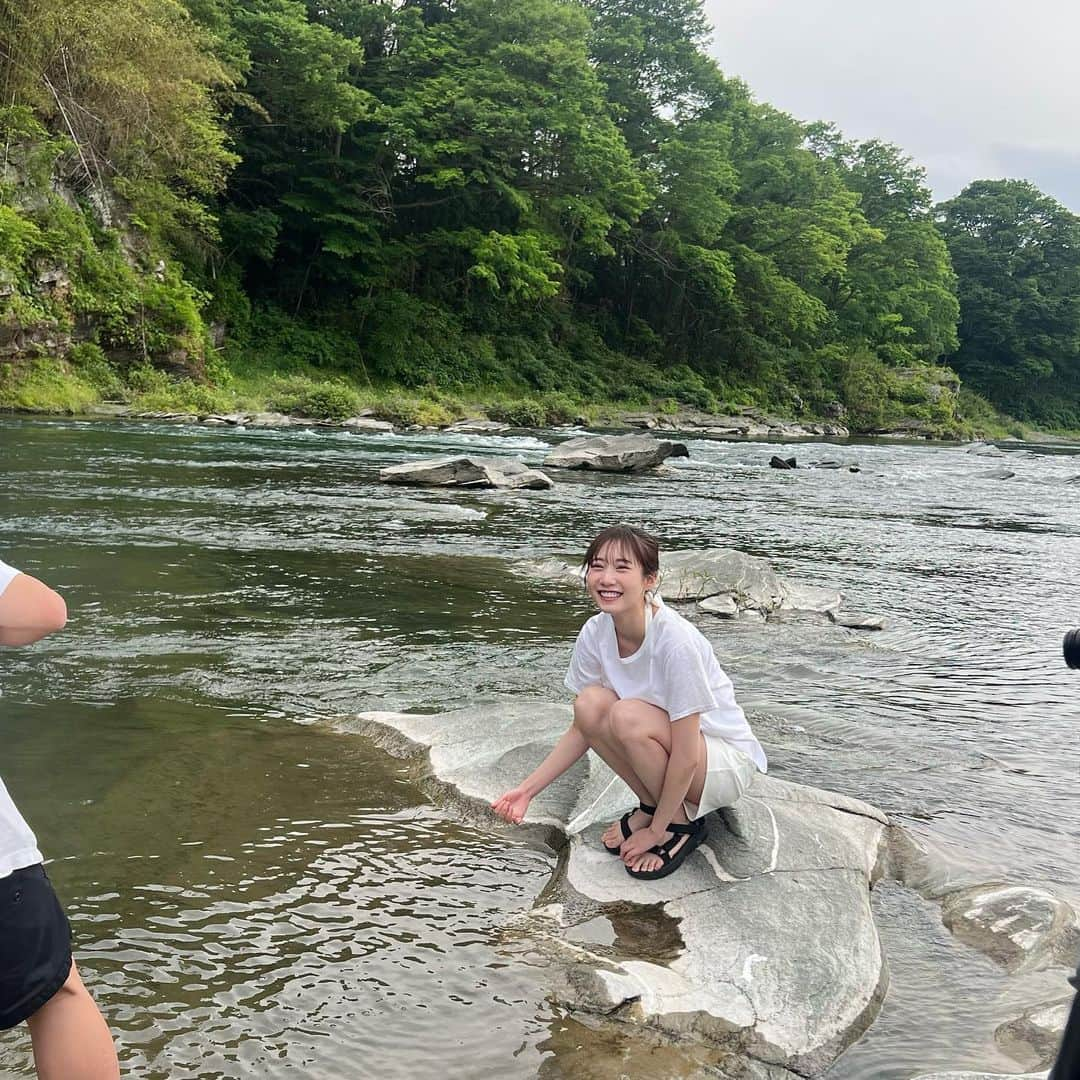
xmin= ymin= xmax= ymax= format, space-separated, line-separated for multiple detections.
xmin=492 ymin=524 xmax=766 ymax=880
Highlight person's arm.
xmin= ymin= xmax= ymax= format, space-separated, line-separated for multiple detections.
xmin=0 ymin=572 xmax=67 ymax=646
xmin=650 ymin=712 xmax=700 ymax=834
xmin=490 ymin=723 xmax=589 ymax=824
xmin=618 ymin=711 xmax=701 ymax=859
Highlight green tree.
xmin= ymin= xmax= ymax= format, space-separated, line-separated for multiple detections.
xmin=810 ymin=130 xmax=959 ymax=364
xmin=0 ymin=0 xmax=237 ymax=242
xmin=936 ymin=179 xmax=1080 ymax=424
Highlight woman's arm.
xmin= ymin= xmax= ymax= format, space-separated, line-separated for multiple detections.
xmin=0 ymin=573 xmax=67 ymax=646
xmin=491 ymin=723 xmax=589 ymax=823
xmin=618 ymin=713 xmax=701 ymax=861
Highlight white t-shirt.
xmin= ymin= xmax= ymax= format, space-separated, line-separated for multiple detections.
xmin=0 ymin=558 xmax=45 ymax=878
xmin=564 ymin=597 xmax=767 ymax=772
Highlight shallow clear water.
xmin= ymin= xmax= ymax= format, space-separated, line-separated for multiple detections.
xmin=1 ymin=417 xmax=1079 ymax=1077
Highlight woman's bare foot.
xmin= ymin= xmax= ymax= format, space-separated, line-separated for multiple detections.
xmin=601 ymin=807 xmax=652 ymax=850
xmin=625 ymin=812 xmax=702 ymax=877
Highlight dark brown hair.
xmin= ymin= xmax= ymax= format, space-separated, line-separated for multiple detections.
xmin=581 ymin=525 xmax=660 ymax=578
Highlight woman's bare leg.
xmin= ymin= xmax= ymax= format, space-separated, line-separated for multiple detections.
xmin=26 ymin=961 xmax=119 ymax=1080
xmin=572 ymin=687 xmax=657 ymax=847
xmin=607 ymin=699 xmax=709 ymax=873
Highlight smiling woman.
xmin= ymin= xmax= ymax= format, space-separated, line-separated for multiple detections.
xmin=491 ymin=524 xmax=766 ymax=881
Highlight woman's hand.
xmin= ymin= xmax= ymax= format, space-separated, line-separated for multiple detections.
xmin=620 ymin=825 xmax=663 ymax=864
xmin=490 ymin=787 xmax=531 ymax=824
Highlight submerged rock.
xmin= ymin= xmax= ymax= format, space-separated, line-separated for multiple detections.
xmin=379 ymin=455 xmax=554 ymax=490
xmin=348 ymin=703 xmax=890 ymax=1076
xmin=777 ymin=580 xmax=842 ymax=615
xmin=911 ymin=1073 xmax=1048 ymax=1079
xmin=995 ymin=996 xmax=1071 ymax=1070
xmin=940 ymin=884 xmax=1080 ymax=973
xmin=543 ymin=434 xmax=689 ymax=472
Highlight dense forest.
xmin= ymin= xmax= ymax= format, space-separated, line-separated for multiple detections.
xmin=3 ymin=0 xmax=1080 ymax=431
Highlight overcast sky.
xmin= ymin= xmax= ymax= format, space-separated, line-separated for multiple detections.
xmin=704 ymin=0 xmax=1080 ymax=209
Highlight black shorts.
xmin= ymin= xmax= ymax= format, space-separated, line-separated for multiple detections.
xmin=0 ymin=864 xmax=72 ymax=1030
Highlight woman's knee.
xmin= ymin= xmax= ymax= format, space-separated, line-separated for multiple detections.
xmin=608 ymin=698 xmax=667 ymax=742
xmin=572 ymin=685 xmax=617 ymax=736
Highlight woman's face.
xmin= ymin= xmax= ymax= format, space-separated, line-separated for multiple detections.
xmin=584 ymin=541 xmax=657 ymax=616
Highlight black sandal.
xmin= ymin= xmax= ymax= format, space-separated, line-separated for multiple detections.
xmin=625 ymin=818 xmax=707 ymax=880
xmin=603 ymin=803 xmax=656 ymax=855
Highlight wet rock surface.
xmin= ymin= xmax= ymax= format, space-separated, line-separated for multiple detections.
xmin=940 ymin=885 xmax=1080 ymax=973
xmin=995 ymin=996 xmax=1071 ymax=1070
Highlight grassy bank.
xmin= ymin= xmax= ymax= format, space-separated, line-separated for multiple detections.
xmin=0 ymin=350 xmax=1036 ymax=440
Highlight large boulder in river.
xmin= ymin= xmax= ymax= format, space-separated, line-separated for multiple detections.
xmin=344 ymin=702 xmax=891 ymax=1076
xmin=543 ymin=434 xmax=689 ymax=472
xmin=659 ymin=549 xmax=784 ymax=610
xmin=522 ymin=548 xmax=848 ymax=618
xmin=379 ymin=455 xmax=554 ymax=490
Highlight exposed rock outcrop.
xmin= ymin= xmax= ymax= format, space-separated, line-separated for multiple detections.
xmin=543 ymin=434 xmax=689 ymax=472
xmin=345 ymin=702 xmax=891 ymax=1076
xmin=379 ymin=455 xmax=554 ymax=490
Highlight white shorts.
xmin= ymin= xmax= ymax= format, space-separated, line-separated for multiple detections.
xmin=684 ymin=735 xmax=758 ymax=820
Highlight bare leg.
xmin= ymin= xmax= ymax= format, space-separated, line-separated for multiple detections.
xmin=608 ymin=699 xmax=709 ymax=874
xmin=572 ymin=688 xmax=656 ymax=849
xmin=27 ymin=961 xmax=119 ymax=1080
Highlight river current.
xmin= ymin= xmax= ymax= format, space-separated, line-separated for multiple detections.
xmin=1 ymin=417 xmax=1078 ymax=1078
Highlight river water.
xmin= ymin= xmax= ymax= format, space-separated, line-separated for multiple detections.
xmin=1 ymin=416 xmax=1078 ymax=1079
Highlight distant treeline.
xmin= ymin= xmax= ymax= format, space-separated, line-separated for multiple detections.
xmin=3 ymin=0 xmax=1080 ymax=428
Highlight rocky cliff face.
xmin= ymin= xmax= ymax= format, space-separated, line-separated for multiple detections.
xmin=0 ymin=131 xmax=208 ymax=379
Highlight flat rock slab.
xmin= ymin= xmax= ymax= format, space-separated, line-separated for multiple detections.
xmin=443 ymin=420 xmax=511 ymax=434
xmin=347 ymin=703 xmax=890 ymax=1075
xmin=777 ymin=580 xmax=842 ymax=615
xmin=941 ymin=884 xmax=1080 ymax=973
xmin=698 ymin=594 xmax=738 ymax=617
xmin=543 ymin=434 xmax=689 ymax=472
xmin=829 ymin=610 xmax=887 ymax=631
xmin=379 ymin=455 xmax=554 ymax=490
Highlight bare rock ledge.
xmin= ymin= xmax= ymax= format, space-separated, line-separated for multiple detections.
xmin=344 ymin=702 xmax=890 ymax=1076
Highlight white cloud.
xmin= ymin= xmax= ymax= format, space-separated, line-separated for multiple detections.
xmin=704 ymin=0 xmax=1080 ymax=208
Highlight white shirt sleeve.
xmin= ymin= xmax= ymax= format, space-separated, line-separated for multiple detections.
xmin=0 ymin=559 xmax=20 ymax=597
xmin=658 ymin=642 xmax=719 ymax=722
xmin=564 ymin=622 xmax=604 ymax=695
